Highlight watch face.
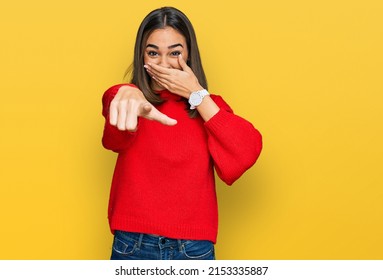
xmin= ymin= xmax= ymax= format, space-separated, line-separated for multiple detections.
xmin=190 ymin=92 xmax=202 ymax=106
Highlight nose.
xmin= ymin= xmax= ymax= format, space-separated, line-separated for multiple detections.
xmin=159 ymin=56 xmax=171 ymax=68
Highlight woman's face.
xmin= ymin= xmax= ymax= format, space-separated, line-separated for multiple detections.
xmin=144 ymin=27 xmax=189 ymax=89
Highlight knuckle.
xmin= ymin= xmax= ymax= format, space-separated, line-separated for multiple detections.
xmin=126 ymin=124 xmax=137 ymax=132
xmin=117 ymin=99 xmax=128 ymax=109
xmin=117 ymin=124 xmax=126 ymax=131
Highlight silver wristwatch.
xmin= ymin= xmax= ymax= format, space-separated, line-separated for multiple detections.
xmin=188 ymin=89 xmax=210 ymax=109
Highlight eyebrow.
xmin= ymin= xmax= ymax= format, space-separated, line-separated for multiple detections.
xmin=146 ymin=43 xmax=184 ymax=49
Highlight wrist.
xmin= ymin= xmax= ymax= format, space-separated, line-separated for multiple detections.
xmin=186 ymin=84 xmax=204 ymax=99
xmin=188 ymin=89 xmax=210 ymax=109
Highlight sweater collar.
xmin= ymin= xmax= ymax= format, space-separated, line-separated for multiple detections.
xmin=156 ymin=89 xmax=183 ymax=101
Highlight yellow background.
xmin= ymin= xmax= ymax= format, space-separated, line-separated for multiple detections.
xmin=1 ymin=0 xmax=382 ymax=259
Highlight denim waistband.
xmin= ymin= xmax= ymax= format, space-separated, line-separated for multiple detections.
xmin=115 ymin=230 xmax=184 ymax=251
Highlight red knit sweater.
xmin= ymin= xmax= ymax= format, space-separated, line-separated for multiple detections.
xmin=102 ymin=84 xmax=262 ymax=243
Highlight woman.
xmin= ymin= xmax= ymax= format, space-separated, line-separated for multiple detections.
xmin=102 ymin=6 xmax=262 ymax=260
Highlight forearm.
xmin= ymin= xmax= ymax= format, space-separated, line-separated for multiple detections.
xmin=195 ymin=95 xmax=220 ymax=122
xmin=205 ymin=109 xmax=263 ymax=185
xmin=202 ymin=95 xmax=263 ymax=185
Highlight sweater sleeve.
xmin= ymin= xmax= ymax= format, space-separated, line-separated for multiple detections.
xmin=101 ymin=83 xmax=137 ymax=153
xmin=204 ymin=95 xmax=263 ymax=185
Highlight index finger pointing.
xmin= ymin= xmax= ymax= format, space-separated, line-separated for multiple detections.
xmin=146 ymin=107 xmax=177 ymax=126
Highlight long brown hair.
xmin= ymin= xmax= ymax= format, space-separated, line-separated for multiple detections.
xmin=126 ymin=7 xmax=208 ymax=118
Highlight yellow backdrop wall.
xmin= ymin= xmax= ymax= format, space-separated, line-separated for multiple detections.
xmin=1 ymin=0 xmax=382 ymax=259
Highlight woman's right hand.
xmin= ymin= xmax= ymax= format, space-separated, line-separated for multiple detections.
xmin=109 ymin=86 xmax=177 ymax=131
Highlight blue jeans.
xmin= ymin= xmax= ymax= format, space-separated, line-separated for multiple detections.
xmin=111 ymin=231 xmax=215 ymax=260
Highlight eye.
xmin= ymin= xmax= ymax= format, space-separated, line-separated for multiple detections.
xmin=170 ymin=51 xmax=181 ymax=56
xmin=147 ymin=51 xmax=158 ymax=57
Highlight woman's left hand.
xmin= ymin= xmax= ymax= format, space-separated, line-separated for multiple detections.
xmin=144 ymin=54 xmax=203 ymax=99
